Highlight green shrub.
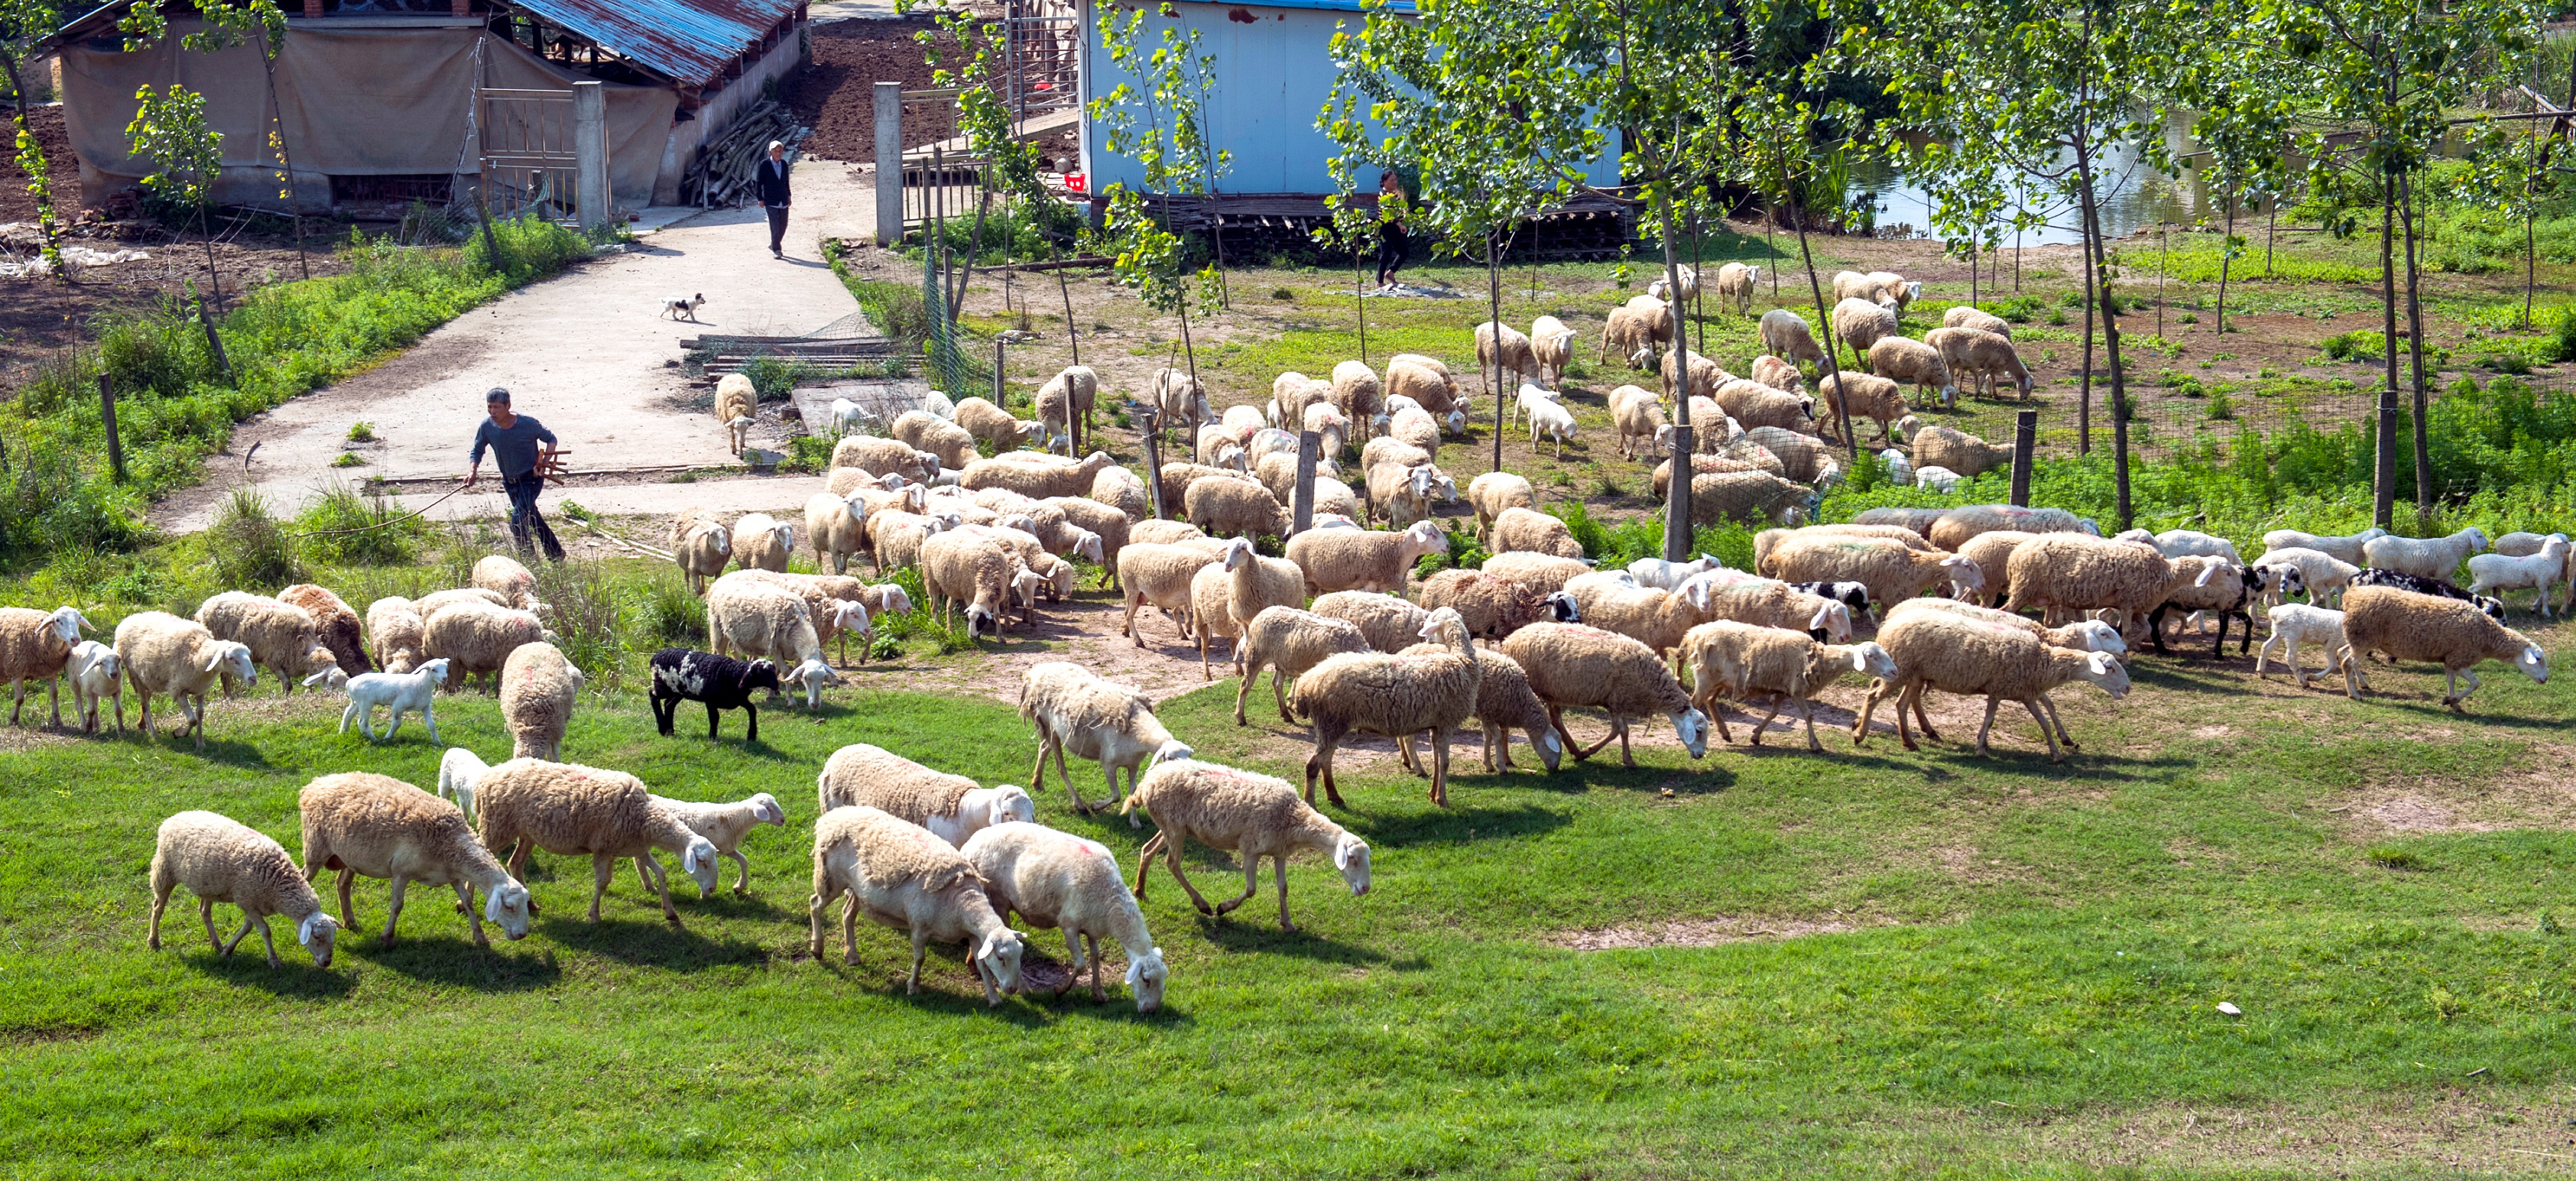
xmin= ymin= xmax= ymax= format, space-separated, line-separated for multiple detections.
xmin=347 ymin=421 xmax=375 ymax=442
xmin=634 ymin=572 xmax=708 ymax=650
xmin=740 ymin=355 xmax=817 ymax=401
xmin=2206 ymin=392 xmax=2234 ymax=421
xmin=208 ymin=487 xmax=303 ymax=590
xmin=1980 ymin=294 xmax=2046 ymax=323
xmin=293 ymin=485 xmax=427 ymax=567
xmin=2555 ymin=306 xmax=2576 ymax=363
xmin=2368 ymin=846 xmax=2424 ymax=871
xmin=529 ymin=558 xmax=627 ymax=694
xmin=463 ymin=214 xmax=593 ymax=281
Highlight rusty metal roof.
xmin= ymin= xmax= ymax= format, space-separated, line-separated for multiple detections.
xmin=505 ymin=0 xmax=799 ymax=87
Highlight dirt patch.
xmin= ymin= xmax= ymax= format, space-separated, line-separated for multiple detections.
xmin=1964 ymin=1093 xmax=2576 ymax=1175
xmin=1549 ymin=916 xmax=1865 ymax=950
xmin=790 ymin=21 xmax=988 ymax=161
xmin=0 ymin=105 xmax=83 ymax=222
xmin=2341 ymin=743 xmax=2576 ymax=835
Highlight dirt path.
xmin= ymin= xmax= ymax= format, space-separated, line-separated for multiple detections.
xmin=151 ymin=157 xmax=877 ymax=534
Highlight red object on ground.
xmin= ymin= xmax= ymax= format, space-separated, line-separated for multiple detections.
xmin=1066 ymin=173 xmax=1086 ymax=193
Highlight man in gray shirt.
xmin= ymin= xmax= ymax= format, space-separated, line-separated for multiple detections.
xmin=464 ymin=387 xmax=564 ymax=560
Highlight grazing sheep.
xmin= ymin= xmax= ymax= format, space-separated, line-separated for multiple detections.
xmin=1309 ymin=590 xmax=1434 ymax=655
xmin=648 ymin=793 xmax=787 ymax=897
xmin=2467 ymin=537 xmax=2570 ymax=617
xmin=1653 ymin=450 xmax=1780 ymax=497
xmin=1116 ymin=539 xmax=1226 ymax=648
xmin=704 ymin=576 xmax=840 ymax=706
xmin=1284 ymin=520 xmax=1448 ymax=595
xmin=1752 ymin=524 xmax=1938 ymax=574
xmin=1609 ymin=384 xmax=1674 ymax=460
xmin=1225 ymin=607 xmax=1368 ymax=726
xmin=1466 ymin=472 xmax=1537 ymax=543
xmin=1713 ymin=263 xmax=1761 ymax=315
xmin=116 ymin=612 xmax=257 ymax=749
xmin=296 ymin=771 xmax=532 ymax=947
xmin=337 ymin=659 xmax=453 ymax=744
xmin=1529 ymin=315 xmax=1577 ymax=387
xmin=1878 ymin=447 xmax=1917 ymax=486
xmin=714 ymin=374 xmax=755 ymax=452
xmin=361 ymin=595 xmax=426 ymax=675
xmin=649 ymin=649 xmax=782 ymax=743
xmin=2004 ymin=533 xmax=2214 ymax=650
xmin=1018 ymin=662 xmax=1193 ymax=818
xmin=1387 ymin=405 xmax=1443 ymax=457
xmin=1152 ymin=367 xmax=1213 ymax=433
xmin=830 ymin=436 xmax=941 ymax=485
xmin=1484 ymin=506 xmax=1580 ymax=561
xmin=1945 ymin=529 xmax=2036 ymax=605
xmin=148 ymin=811 xmax=338 ymax=968
xmin=1832 ymin=270 xmax=1897 ymax=308
xmin=1711 ymin=381 xmax=1815 ymax=434
xmin=498 ymin=642 xmax=583 ymax=761
xmin=1476 ymin=321 xmax=1537 ymax=392
xmin=827 ymin=396 xmax=881 ymax=437
xmin=807 ymin=805 xmax=1026 ymax=1002
xmin=1928 ymin=326 xmax=2033 ymax=400
xmin=1160 ymin=462 xmax=1259 ymax=515
xmin=1819 ymin=371 xmax=1908 ymax=444
xmin=1521 ymin=389 xmax=1579 ymax=457
xmin=1389 ymin=644 xmax=1561 ymax=773
xmin=1692 ymin=470 xmax=1821 ymax=528
xmin=1329 ymin=360 xmax=1384 ymax=434
xmin=1927 ymin=504 xmax=2099 ymax=551
xmin=1562 ymin=578 xmax=1718 ymax=666
xmin=1833 ymin=297 xmax=1901 ymax=358
xmin=1856 ymin=610 xmax=2131 ymax=761
xmin=2261 ymin=527 xmax=2390 ymax=568
xmin=2362 ymin=527 xmax=2491 ymax=581
xmin=436 ymin=748 xmax=489 ymax=823
xmin=962 ymin=821 xmax=1168 ymax=1009
xmin=1289 ymin=603 xmax=1485 ymax=805
xmin=471 ymin=555 xmax=543 ymax=613
xmin=954 ymin=396 xmax=1044 ymax=454
xmin=1663 ymin=350 xmax=1731 ymax=401
xmin=1868 ymin=271 xmax=1922 ymax=309
xmin=1760 ymin=309 xmax=1827 ymax=367
xmin=1646 ymin=265 xmax=1699 ymax=302
xmin=1679 ymin=620 xmax=1896 ymax=750
xmin=194 ymin=592 xmax=326 ymax=698
xmin=1039 ymin=366 xmax=1099 ymax=448
xmin=956 ymin=451 xmax=1119 ymax=501
xmin=1677 ymin=575 xmax=1855 ymax=644
xmin=1186 ymin=476 xmax=1290 ymax=540
xmin=727 ymin=512 xmax=795 ymax=574
xmin=1418 ymin=568 xmax=1580 ymax=640
xmin=803 ymin=491 xmax=872 ymax=575
xmin=815 ymin=744 xmax=1036 ymax=848
xmin=1883 ymin=597 xmax=2128 ymax=655
xmin=2256 ymin=603 xmax=2351 ymax=688
xmin=1743 ymin=426 xmax=1841 ymax=488
xmin=1765 ymin=535 xmax=1983 ymax=611
xmin=278 ymin=585 xmax=371 ymax=678
xmin=2143 ymin=558 xmax=2264 ymax=657
xmin=1 ymin=605 xmax=90 ymax=726
xmin=1121 ymin=759 xmax=1371 ymax=932
xmin=475 ymin=758 xmax=719 ymax=924
xmin=1498 ymin=622 xmax=1712 ymax=768
xmin=1869 ymin=337 xmax=1959 ymax=408
xmin=1626 ymin=555 xmax=1721 ymax=592
xmin=1944 ymin=306 xmax=2011 ymax=336
xmin=1195 ymin=421 xmax=1250 ymax=471
xmin=421 ymin=599 xmax=552 ymax=692
xmin=2339 ymin=585 xmax=2548 ymax=710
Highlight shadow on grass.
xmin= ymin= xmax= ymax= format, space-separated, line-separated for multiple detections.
xmin=535 ymin=911 xmax=770 ymax=969
xmin=345 ymin=935 xmax=565 ymax=990
xmin=1191 ymin=913 xmax=1386 ymax=966
xmin=1343 ymin=802 xmax=1575 ymax=847
xmin=178 ymin=948 xmax=361 ymax=997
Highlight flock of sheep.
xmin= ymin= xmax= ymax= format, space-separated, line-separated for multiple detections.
xmin=7 ymin=255 xmax=2569 ymax=1008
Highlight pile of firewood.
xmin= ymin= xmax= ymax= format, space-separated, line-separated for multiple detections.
xmin=680 ymin=102 xmax=812 ymax=208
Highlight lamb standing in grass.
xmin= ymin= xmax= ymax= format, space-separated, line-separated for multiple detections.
xmin=295 ymin=771 xmax=532 ymax=947
xmin=671 ymin=512 xmax=733 ymax=594
xmin=1498 ymin=622 xmax=1712 ymax=768
xmin=2338 ymin=585 xmax=2548 ymax=710
xmin=149 ymin=810 xmax=339 ymax=968
xmin=474 ymin=758 xmax=719 ymax=924
xmin=65 ymin=640 xmax=123 ymax=734
xmin=1122 ymin=758 xmax=1370 ymax=932
xmin=807 ymin=805 xmax=1026 ymax=1002
xmin=962 ymin=821 xmax=1168 ymax=1009
xmin=1288 ymin=606 xmax=1485 ymax=808
xmin=2466 ymin=537 xmax=2568 ymax=617
xmin=1856 ymin=610 xmax=2131 ymax=761
xmin=116 ymin=611 xmax=257 ymax=749
xmin=339 ymin=658 xmax=454 ymax=744
xmin=648 ymin=793 xmax=786 ymax=896
xmin=498 ymin=642 xmax=583 ymax=761
xmin=817 ymin=742 xmax=1036 ymax=847
xmin=2255 ymin=603 xmax=2351 ymax=688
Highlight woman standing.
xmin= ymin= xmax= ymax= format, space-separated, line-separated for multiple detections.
xmin=1374 ymin=170 xmax=1410 ymax=290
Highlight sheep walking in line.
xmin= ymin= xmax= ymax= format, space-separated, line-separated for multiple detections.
xmin=116 ymin=611 xmax=258 ymax=750
xmin=297 ymin=771 xmax=533 ymax=948
xmin=962 ymin=822 xmax=1168 ymax=1010
xmin=1678 ymin=621 xmax=1896 ymax=752
xmin=2339 ymin=586 xmax=2549 ymax=710
xmin=1288 ymin=606 xmax=1486 ymax=808
xmin=647 ymin=794 xmax=788 ymax=897
xmin=1498 ymin=622 xmax=1713 ymax=768
xmin=2361 ymin=527 xmax=2490 ymax=581
xmin=2466 ymin=536 xmax=2570 ymax=618
xmin=149 ymin=810 xmax=339 ymax=968
xmin=1019 ymin=661 xmax=1194 ymax=816
xmin=338 ymin=659 xmax=456 ymax=744
xmin=2 ymin=605 xmax=91 ymax=727
xmin=194 ymin=591 xmax=328 ymax=698
xmin=817 ymin=742 xmax=1036 ymax=847
xmin=2348 ymin=568 xmax=2504 ymax=620
xmin=808 ymin=805 xmax=1027 ymax=1002
xmin=474 ymin=758 xmax=720 ymax=926
xmin=1856 ymin=611 xmax=2131 ymax=763
xmin=1122 ymin=758 xmax=1371 ymax=933
xmin=2253 ymin=547 xmax=2361 ymax=610
xmin=2255 ymin=604 xmax=2351 ymax=689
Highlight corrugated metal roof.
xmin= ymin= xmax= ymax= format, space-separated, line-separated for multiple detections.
xmin=506 ymin=0 xmax=798 ymax=87
xmin=1166 ymin=0 xmax=1413 ymax=12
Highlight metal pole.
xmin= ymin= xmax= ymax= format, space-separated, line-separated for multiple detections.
xmin=1139 ymin=407 xmax=1165 ymax=520
xmin=2008 ymin=410 xmax=2036 ymax=507
xmin=1290 ymin=429 xmax=1319 ymax=534
xmin=2374 ymin=389 xmax=2398 ymax=529
xmin=873 ymin=81 xmax=903 ymax=246
xmin=99 ymin=374 xmax=126 ymax=483
xmin=993 ymin=338 xmax=1005 ymax=410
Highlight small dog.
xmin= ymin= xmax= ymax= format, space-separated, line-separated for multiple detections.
xmin=661 ymin=292 xmax=707 ymax=321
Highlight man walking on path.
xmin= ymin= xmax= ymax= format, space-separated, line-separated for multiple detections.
xmin=757 ymin=140 xmax=793 ymax=259
xmin=464 ymin=387 xmax=565 ymax=561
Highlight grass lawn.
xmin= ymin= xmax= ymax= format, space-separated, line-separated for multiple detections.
xmin=9 ymin=611 xmax=2576 ymax=1178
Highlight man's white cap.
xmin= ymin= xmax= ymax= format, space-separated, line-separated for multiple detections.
xmin=769 ymin=140 xmax=785 ymax=151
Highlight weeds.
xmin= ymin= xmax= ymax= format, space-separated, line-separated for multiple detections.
xmin=293 ymin=486 xmax=427 ymax=567
xmin=208 ymin=487 xmax=302 ymax=590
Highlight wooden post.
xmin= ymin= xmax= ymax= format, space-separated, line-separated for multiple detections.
xmin=1290 ymin=429 xmax=1319 ymax=534
xmin=1137 ymin=406 xmax=1165 ymax=520
xmin=2374 ymin=388 xmax=2398 ymax=529
xmin=2008 ymin=410 xmax=2036 ymax=507
xmin=993 ymin=338 xmax=1005 ymax=409
xmin=99 ymin=374 xmax=126 ymax=483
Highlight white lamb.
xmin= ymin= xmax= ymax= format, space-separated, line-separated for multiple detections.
xmin=439 ymin=747 xmax=490 ymax=823
xmin=2466 ymin=537 xmax=2570 ymax=618
xmin=1878 ymin=447 xmax=1915 ymax=486
xmin=1627 ymin=554 xmax=1722 ymax=591
xmin=337 ymin=659 xmax=455 ymax=744
xmin=1521 ymin=384 xmax=1577 ymax=457
xmin=2261 ymin=527 xmax=2388 ymax=567
xmin=2361 ymin=527 xmax=2489 ymax=581
xmin=828 ymin=397 xmax=881 ymax=436
xmin=67 ymin=639 xmax=124 ymax=735
xmin=647 ymin=793 xmax=788 ymax=897
xmin=1914 ymin=465 xmax=1964 ymax=493
xmin=2255 ymin=603 xmax=2350 ymax=688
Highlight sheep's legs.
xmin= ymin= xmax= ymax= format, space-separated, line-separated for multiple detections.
xmin=1303 ymin=726 xmax=1348 ymax=808
xmin=1274 ymin=856 xmax=1298 ymax=932
xmin=589 ymin=853 xmax=616 ymax=922
xmin=454 ymin=882 xmax=489 ymax=946
xmin=1430 ymin=734 xmax=1451 ymax=806
xmin=730 ymin=850 xmax=753 ymax=896
xmin=382 ymin=875 xmax=410 ymax=945
xmin=197 ymin=895 xmax=223 ymax=951
xmin=1133 ymin=832 xmax=1166 ymax=899
xmin=1973 ymin=697 xmax=2002 ymax=756
xmin=2023 ymin=698 xmax=2065 ymax=762
xmin=1892 ymin=682 xmax=1920 ymax=751
xmin=334 ymin=868 xmax=359 ymax=931
xmin=1908 ymin=683 xmax=1939 ymax=740
xmin=1615 ymin=718 xmax=1636 ymax=768
xmin=2446 ymin=668 xmax=2483 ymax=711
xmin=1232 ymin=665 xmax=1260 ymax=725
xmin=1159 ymin=839 xmax=1219 ymax=916
xmin=1087 ymin=934 xmax=1107 ymax=1002
xmin=219 ymin=913 xmax=255 ymax=956
xmin=906 ymin=929 xmax=930 ymax=994
xmin=2034 ymin=694 xmax=2077 ymax=750
xmin=633 ymin=854 xmax=664 ymax=896
xmin=1212 ymin=856 xmax=1261 ymax=916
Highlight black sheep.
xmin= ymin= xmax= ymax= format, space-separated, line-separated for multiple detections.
xmin=1786 ymin=579 xmax=1875 ymax=626
xmin=2350 ymin=568 xmax=2506 ymax=620
xmin=2146 ymin=565 xmax=2263 ymax=657
xmin=650 ymin=649 xmax=783 ymax=742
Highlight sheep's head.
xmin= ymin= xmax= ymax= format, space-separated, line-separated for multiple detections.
xmin=2062 ymin=620 xmax=2126 ymax=655
xmin=1809 ymin=602 xmax=1855 ymax=643
xmin=297 ymin=911 xmax=339 ymax=968
xmin=2516 ymin=644 xmax=2551 ymax=684
xmin=1527 ymin=723 xmax=1564 ymax=772
xmin=1844 ymin=641 xmax=1899 ymax=682
xmin=831 ymin=600 xmax=872 ymax=640
xmin=410 ymin=657 xmax=453 ymax=687
xmin=1331 ymin=832 xmax=1371 ymax=897
xmin=1417 ymin=605 xmax=1471 ymax=650
xmin=1221 ymin=537 xmax=1256 ymax=572
xmin=2477 ymin=595 xmax=2507 ymax=621
xmin=2114 ymin=528 xmax=2155 ymax=545
xmin=207 ymin=640 xmax=257 ymax=686
xmin=1402 ymin=520 xmax=1450 ymax=560
xmin=972 ymin=928 xmax=1025 ymax=1005
xmin=1126 ymin=946 xmax=1169 ymax=1013
xmin=1146 ymin=739 xmax=1194 ymax=774
xmin=787 ymin=658 xmax=839 ymax=709
xmin=2080 ymin=650 xmax=2133 ymax=698
xmin=44 ymin=606 xmax=87 ymax=645
xmin=1671 ymin=707 xmax=1712 ymax=758
xmin=1010 ymin=568 xmax=1047 ymax=608
xmin=679 ymin=835 xmax=722 ymax=897
xmin=302 ymin=666 xmax=349 ymax=694
xmin=487 ymin=879 xmax=532 ymax=940
xmin=1542 ymin=590 xmax=1580 ymax=623
xmin=963 ymin=602 xmax=997 ymax=639
xmin=741 ymin=658 xmax=783 ymax=695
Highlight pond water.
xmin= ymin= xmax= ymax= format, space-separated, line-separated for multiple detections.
xmin=1846 ymin=115 xmax=2257 ymax=247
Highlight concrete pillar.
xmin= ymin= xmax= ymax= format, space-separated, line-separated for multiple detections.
xmin=875 ymin=81 xmax=902 ymax=246
xmin=572 ymin=80 xmax=608 ymax=226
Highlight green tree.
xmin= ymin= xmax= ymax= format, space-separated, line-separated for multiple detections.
xmin=122 ymin=0 xmax=311 ymax=280
xmin=126 ymin=83 xmax=226 ymax=303
xmin=1321 ymin=0 xmax=1603 ymax=474
xmin=1089 ymin=1 xmax=1230 ymax=394
xmin=0 ymin=0 xmax=68 ymax=278
xmin=1736 ymin=86 xmax=1866 ymax=450
xmin=2456 ymin=41 xmax=2568 ymax=331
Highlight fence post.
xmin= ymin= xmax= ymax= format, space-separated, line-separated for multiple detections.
xmin=571 ymin=80 xmax=608 ymax=228
xmin=98 ymin=374 xmax=126 ymax=484
xmin=1290 ymin=429 xmax=1319 ymax=535
xmin=993 ymin=339 xmax=1006 ymax=409
xmin=2374 ymin=388 xmax=2398 ymax=529
xmin=2008 ymin=410 xmax=2036 ymax=507
xmin=874 ymin=81 xmax=904 ymax=247
xmin=1137 ymin=406 xmax=1165 ymax=520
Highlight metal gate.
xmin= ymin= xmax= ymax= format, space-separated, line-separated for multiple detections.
xmin=1001 ymin=0 xmax=1081 ymax=126
xmin=898 ymin=89 xmax=992 ymax=231
xmin=479 ymin=87 xmax=579 ymax=222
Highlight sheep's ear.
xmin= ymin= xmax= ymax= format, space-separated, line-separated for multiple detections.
xmin=2088 ymin=652 xmax=2114 ymax=676
xmin=297 ymin=914 xmax=328 ymax=946
xmin=204 ymin=649 xmax=227 ymax=673
xmin=974 ymin=936 xmax=997 ymax=963
xmin=1844 ymin=647 xmax=1871 ymax=672
xmin=2194 ymin=563 xmax=2218 ymax=587
xmin=1332 ymin=839 xmax=1353 ymax=871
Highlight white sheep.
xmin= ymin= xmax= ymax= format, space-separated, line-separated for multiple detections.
xmin=0 ymin=605 xmax=89 ymax=727
xmin=1018 ymin=661 xmax=1194 ymax=816
xmin=2340 ymin=585 xmax=2548 ymax=710
xmin=296 ymin=771 xmax=533 ymax=947
xmin=2253 ymin=546 xmax=2361 ymax=609
xmin=1857 ymin=609 xmax=2131 ymax=762
xmin=2466 ymin=537 xmax=2569 ymax=618
xmin=475 ymin=758 xmax=720 ymax=925
xmin=115 ymin=611 xmax=257 ymax=750
xmin=65 ymin=639 xmax=123 ymax=735
xmin=705 ymin=574 xmax=841 ymax=708
xmin=828 ymin=396 xmax=880 ymax=436
xmin=1714 ymin=263 xmax=1759 ymax=315
xmin=149 ymin=810 xmax=339 ymax=968
xmin=1496 ymin=622 xmax=1714 ymax=768
xmin=1522 ymin=387 xmax=1578 ymax=457
xmin=648 ymin=793 xmax=788 ymax=896
xmin=804 ymin=491 xmax=872 ymax=575
xmin=817 ymin=742 xmax=1035 ymax=847
xmin=1627 ymin=554 xmax=1722 ymax=591
xmin=439 ymin=747 xmax=489 ymax=822
xmin=2255 ymin=604 xmax=2351 ymax=688
xmin=1678 ymin=620 xmax=1896 ymax=751
xmin=807 ymin=805 xmax=1026 ymax=1002
xmin=2361 ymin=527 xmax=2490 ymax=581
xmin=2261 ymin=526 xmax=2389 ymax=567
xmin=1121 ymin=758 xmax=1371 ymax=932
xmin=1288 ymin=606 xmax=1485 ymax=808
xmin=336 ymin=659 xmax=454 ymax=745
xmin=194 ymin=590 xmax=326 ymax=698
xmin=1913 ymin=465 xmax=1963 ymax=493
xmin=1878 ymin=447 xmax=1916 ymax=486
xmin=962 ymin=821 xmax=1169 ymax=1010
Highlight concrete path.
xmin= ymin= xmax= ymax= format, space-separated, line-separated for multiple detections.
xmin=154 ymin=157 xmax=880 ymax=533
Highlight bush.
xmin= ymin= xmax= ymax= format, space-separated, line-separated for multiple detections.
xmin=633 ymin=572 xmax=708 ymax=650
xmin=2321 ymin=329 xmax=2383 ymax=362
xmin=294 ymin=485 xmax=428 ymax=567
xmin=208 ymin=487 xmax=303 ymax=590
xmin=740 ymin=355 xmax=817 ymax=401
xmin=529 ymin=558 xmax=627 ymax=695
xmin=463 ymin=214 xmax=593 ymax=281
xmin=1980 ymin=294 xmax=2046 ymax=324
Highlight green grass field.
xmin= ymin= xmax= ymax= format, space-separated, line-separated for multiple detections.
xmin=9 ymin=602 xmax=2576 ymax=1178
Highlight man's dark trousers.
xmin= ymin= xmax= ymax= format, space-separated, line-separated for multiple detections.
xmin=503 ymin=473 xmax=564 ymax=560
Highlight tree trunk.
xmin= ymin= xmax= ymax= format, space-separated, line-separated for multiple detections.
xmin=2379 ymin=167 xmax=2398 ymax=512
xmin=258 ymin=49 xmax=308 ymax=281
xmin=1657 ymin=189 xmax=1693 ymax=563
xmin=2076 ymin=149 xmax=2129 ymax=531
xmin=1489 ymin=230 xmax=1504 ymax=475
xmin=2401 ymin=168 xmax=2430 ymax=522
xmin=1790 ymin=196 xmax=1853 ymax=457
xmin=1354 ymin=234 xmax=1367 ymax=365
xmin=2215 ymin=191 xmax=2233 ymax=338
xmin=2078 ymin=228 xmax=2094 ymax=455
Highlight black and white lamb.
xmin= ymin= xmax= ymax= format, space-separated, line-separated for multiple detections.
xmin=648 ymin=649 xmax=784 ymax=743
xmin=2348 ymin=569 xmax=2506 ymax=621
xmin=1785 ymin=580 xmax=1874 ymax=625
